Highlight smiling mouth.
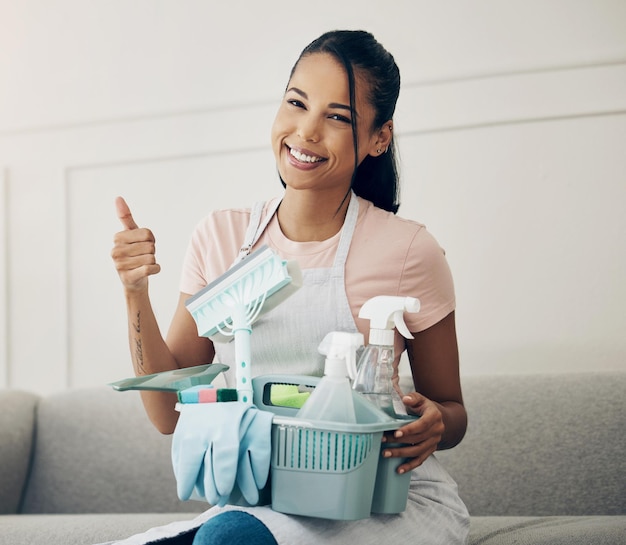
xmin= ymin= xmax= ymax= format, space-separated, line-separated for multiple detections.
xmin=287 ymin=145 xmax=327 ymax=164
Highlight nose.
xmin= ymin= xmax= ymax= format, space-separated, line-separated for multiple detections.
xmin=297 ymin=114 xmax=321 ymax=143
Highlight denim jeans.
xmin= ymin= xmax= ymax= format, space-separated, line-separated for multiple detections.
xmin=192 ymin=511 xmax=278 ymax=545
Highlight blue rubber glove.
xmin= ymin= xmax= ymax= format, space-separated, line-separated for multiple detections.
xmin=236 ymin=408 xmax=274 ymax=505
xmin=171 ymin=402 xmax=250 ymax=506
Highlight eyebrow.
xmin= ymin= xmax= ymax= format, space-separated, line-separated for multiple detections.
xmin=286 ymin=87 xmax=353 ymax=113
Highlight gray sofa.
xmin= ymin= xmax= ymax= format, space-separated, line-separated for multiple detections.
xmin=1 ymin=372 xmax=624 ymax=544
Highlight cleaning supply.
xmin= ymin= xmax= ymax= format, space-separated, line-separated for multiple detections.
xmin=185 ymin=245 xmax=302 ymax=404
xmin=177 ymin=385 xmax=238 ymax=404
xmin=172 ymin=401 xmax=273 ymax=507
xmin=109 ymin=363 xmax=229 ymax=392
xmin=251 ymin=374 xmax=410 ymax=520
xmin=296 ymin=331 xmax=363 ymax=423
xmin=353 ymin=296 xmax=420 ymax=418
xmin=111 ymin=363 xmax=273 ymax=507
xmin=236 ymin=407 xmax=274 ymax=506
xmin=269 ymin=384 xmax=311 ymax=409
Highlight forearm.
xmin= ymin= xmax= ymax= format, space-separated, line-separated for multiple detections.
xmin=126 ymin=289 xmax=177 ymax=375
xmin=406 ymin=312 xmax=467 ymax=450
xmin=125 ymin=289 xmax=181 ymax=433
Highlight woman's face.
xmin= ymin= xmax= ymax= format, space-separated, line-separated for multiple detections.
xmin=271 ymin=52 xmax=380 ymax=195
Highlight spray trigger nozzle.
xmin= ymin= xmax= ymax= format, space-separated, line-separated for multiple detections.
xmin=358 ymin=296 xmax=421 ymax=345
xmin=393 ymin=310 xmax=413 ymax=339
xmin=318 ymin=331 xmax=364 ymax=380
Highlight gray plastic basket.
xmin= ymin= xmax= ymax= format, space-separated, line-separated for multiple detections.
xmin=253 ymin=375 xmax=414 ymax=520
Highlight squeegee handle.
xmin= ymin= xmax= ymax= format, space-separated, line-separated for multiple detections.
xmin=233 ymin=326 xmax=253 ymax=404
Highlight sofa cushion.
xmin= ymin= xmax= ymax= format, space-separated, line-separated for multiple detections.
xmin=0 ymin=513 xmax=201 ymax=545
xmin=468 ymin=516 xmax=626 ymax=544
xmin=0 ymin=389 xmax=40 ymax=514
xmin=436 ymin=372 xmax=626 ymax=516
xmin=20 ymin=387 xmax=206 ymax=515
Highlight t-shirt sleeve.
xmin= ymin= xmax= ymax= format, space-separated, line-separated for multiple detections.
xmin=179 ymin=225 xmax=209 ymax=296
xmin=400 ymin=227 xmax=456 ymax=333
xmin=179 ymin=209 xmax=250 ymax=296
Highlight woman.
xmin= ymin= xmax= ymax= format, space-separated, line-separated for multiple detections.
xmin=111 ymin=29 xmax=469 ymax=545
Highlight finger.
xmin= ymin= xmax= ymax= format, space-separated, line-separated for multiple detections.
xmin=113 ymin=227 xmax=155 ymax=244
xmin=236 ymin=451 xmax=259 ymax=505
xmin=248 ymin=411 xmax=273 ymax=487
xmin=383 ymin=439 xmax=438 ymax=473
xmin=172 ymin=436 xmax=206 ymax=501
xmin=397 ymin=448 xmax=434 ymax=474
xmin=204 ymin=443 xmax=222 ymax=506
xmin=111 ymin=238 xmax=157 ymax=260
xmin=401 ymin=392 xmax=426 ymax=411
xmin=393 ymin=416 xmax=427 ymax=440
xmin=112 ymin=261 xmax=160 ymax=293
xmin=115 ymin=196 xmax=139 ymax=230
xmin=194 ymin=464 xmax=206 ymax=500
xmin=115 ymin=261 xmax=161 ymax=281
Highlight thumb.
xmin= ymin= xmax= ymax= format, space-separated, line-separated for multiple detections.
xmin=402 ymin=392 xmax=426 ymax=413
xmin=115 ymin=196 xmax=139 ymax=230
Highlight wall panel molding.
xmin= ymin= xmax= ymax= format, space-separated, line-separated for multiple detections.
xmin=1 ymin=60 xmax=624 ymax=140
xmin=2 ymin=59 xmax=625 ymax=393
xmin=61 ymin=168 xmax=72 ymax=389
xmin=402 ymin=58 xmax=626 ymax=88
xmin=0 ymin=168 xmax=8 ymax=388
xmin=397 ymin=63 xmax=626 ymax=136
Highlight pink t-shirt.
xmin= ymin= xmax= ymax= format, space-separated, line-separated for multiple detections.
xmin=180 ymin=196 xmax=455 ymax=343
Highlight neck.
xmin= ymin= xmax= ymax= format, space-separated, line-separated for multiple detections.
xmin=277 ymin=189 xmax=352 ymax=242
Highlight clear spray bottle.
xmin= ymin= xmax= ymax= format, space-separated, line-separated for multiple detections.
xmin=352 ymin=296 xmax=420 ymax=418
xmin=296 ymin=331 xmax=363 ymax=423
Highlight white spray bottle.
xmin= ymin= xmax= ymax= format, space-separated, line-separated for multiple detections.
xmin=352 ymin=296 xmax=420 ymax=418
xmin=296 ymin=331 xmax=364 ymax=423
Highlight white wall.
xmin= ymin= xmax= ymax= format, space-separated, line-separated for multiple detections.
xmin=1 ymin=0 xmax=625 ymax=394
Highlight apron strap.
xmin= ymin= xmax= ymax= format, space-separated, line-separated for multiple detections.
xmin=332 ymin=191 xmax=359 ymax=269
xmin=233 ymin=197 xmax=282 ymax=266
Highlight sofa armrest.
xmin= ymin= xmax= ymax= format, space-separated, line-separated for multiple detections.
xmin=0 ymin=390 xmax=40 ymax=514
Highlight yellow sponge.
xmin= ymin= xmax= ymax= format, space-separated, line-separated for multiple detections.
xmin=270 ymin=384 xmax=311 ymax=409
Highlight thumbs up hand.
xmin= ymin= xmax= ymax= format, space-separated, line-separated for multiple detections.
xmin=111 ymin=197 xmax=161 ymax=292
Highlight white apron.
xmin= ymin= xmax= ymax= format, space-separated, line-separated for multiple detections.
xmin=106 ymin=193 xmax=470 ymax=545
xmin=214 ymin=192 xmax=360 ymax=385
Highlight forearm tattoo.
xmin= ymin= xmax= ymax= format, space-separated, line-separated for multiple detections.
xmin=132 ymin=310 xmax=145 ymax=374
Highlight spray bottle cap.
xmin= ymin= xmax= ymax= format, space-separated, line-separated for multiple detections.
xmin=358 ymin=295 xmax=421 ymax=346
xmin=318 ymin=331 xmax=364 ymax=380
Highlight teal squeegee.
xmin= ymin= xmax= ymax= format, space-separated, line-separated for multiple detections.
xmin=185 ymin=245 xmax=302 ymax=404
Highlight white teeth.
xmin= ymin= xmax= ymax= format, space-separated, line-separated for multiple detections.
xmin=290 ymin=147 xmax=323 ymax=163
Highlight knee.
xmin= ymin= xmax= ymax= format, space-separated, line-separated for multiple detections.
xmin=192 ymin=511 xmax=277 ymax=545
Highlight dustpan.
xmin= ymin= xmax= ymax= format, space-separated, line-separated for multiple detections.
xmin=109 ymin=363 xmax=229 ymax=392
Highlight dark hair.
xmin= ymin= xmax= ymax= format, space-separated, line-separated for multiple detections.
xmin=286 ymin=30 xmax=401 ymax=213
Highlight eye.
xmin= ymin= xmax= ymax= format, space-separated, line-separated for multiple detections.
xmin=287 ymin=99 xmax=306 ymax=109
xmin=328 ymin=113 xmax=351 ymax=124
